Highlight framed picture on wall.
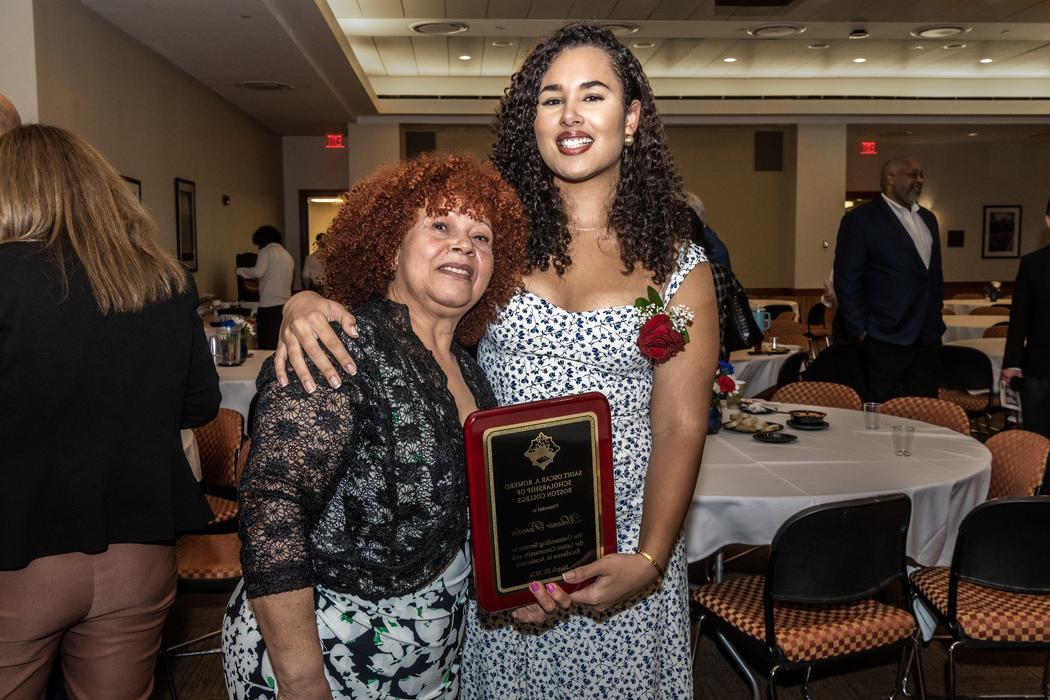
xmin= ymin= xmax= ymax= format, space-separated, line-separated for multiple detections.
xmin=120 ymin=175 xmax=142 ymax=202
xmin=982 ymin=205 xmax=1022 ymax=259
xmin=175 ymin=178 xmax=198 ymax=271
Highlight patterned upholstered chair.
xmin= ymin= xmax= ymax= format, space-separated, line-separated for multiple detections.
xmin=938 ymin=345 xmax=997 ymax=436
xmin=910 ymin=497 xmax=1050 ymax=699
xmin=192 ymin=408 xmax=250 ymax=527
xmin=970 ymin=306 xmax=1011 ymax=316
xmin=768 ymin=319 xmax=806 ymax=337
xmin=694 ymin=494 xmax=925 ymax=700
xmin=881 ymin=396 xmax=971 ymax=435
xmin=985 ymin=430 xmax=1050 ymax=499
xmin=982 ymin=324 xmax=1009 ymax=338
xmin=772 ymin=381 xmax=862 ymax=410
xmin=942 ymin=307 xmax=956 ymax=315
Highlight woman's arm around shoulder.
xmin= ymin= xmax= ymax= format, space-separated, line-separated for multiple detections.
xmin=275 ymin=291 xmax=360 ymax=391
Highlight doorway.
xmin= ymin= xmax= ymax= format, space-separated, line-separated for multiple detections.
xmin=298 ymin=189 xmax=344 ymax=288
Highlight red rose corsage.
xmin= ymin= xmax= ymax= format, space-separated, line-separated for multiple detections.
xmin=634 ymin=286 xmax=694 ymax=364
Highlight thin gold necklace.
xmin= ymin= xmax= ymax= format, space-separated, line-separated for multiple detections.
xmin=567 ymin=223 xmax=608 ymax=232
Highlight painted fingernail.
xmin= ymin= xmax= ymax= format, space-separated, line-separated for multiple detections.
xmin=328 ymin=375 xmax=341 ymax=389
xmin=529 ymin=581 xmax=540 ymax=592
xmin=278 ymin=377 xmax=288 ymax=387
xmin=304 ymin=380 xmax=316 ymax=394
xmin=545 ymin=583 xmax=557 ymax=594
xmin=344 ymin=363 xmax=355 ymax=373
xmin=350 ymin=329 xmax=359 ymax=338
xmin=562 ymin=570 xmax=576 ymax=582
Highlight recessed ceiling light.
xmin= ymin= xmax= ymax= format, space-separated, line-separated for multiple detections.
xmin=967 ymin=132 xmax=979 ymax=137
xmin=308 ymin=197 xmax=343 ymax=204
xmin=848 ymin=29 xmax=869 ymax=39
xmin=723 ymin=57 xmax=737 ymax=63
xmin=491 ymin=40 xmax=514 ymax=48
xmin=631 ymin=41 xmax=655 ymax=49
xmin=235 ymin=80 xmax=294 ymax=91
xmin=747 ymin=23 xmax=806 ymax=38
xmin=852 ymin=57 xmax=867 ymax=63
xmin=808 ymin=43 xmax=830 ymax=50
xmin=410 ymin=21 xmax=469 ymax=35
xmin=912 ymin=25 xmax=969 ymax=39
xmin=979 ymin=58 xmax=993 ymax=64
xmin=458 ymin=54 xmax=471 ymax=61
xmin=943 ymin=43 xmax=967 ymax=50
xmin=600 ymin=23 xmax=638 ymax=36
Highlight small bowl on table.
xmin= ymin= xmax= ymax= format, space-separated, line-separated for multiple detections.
xmin=787 ymin=409 xmax=827 ymax=427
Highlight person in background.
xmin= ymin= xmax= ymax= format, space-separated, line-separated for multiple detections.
xmin=834 ymin=156 xmax=944 ymax=402
xmin=301 ymin=232 xmax=325 ymax=291
xmin=236 ymin=225 xmax=294 ymax=349
xmin=0 ymin=125 xmax=219 ymax=699
xmin=1002 ymin=199 xmax=1050 ymax=437
xmin=222 ymin=154 xmax=530 ymax=698
xmin=0 ymin=92 xmax=21 ymax=136
xmin=686 ymin=191 xmax=732 ymax=271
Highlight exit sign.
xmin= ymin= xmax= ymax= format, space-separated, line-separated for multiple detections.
xmin=325 ymin=134 xmax=345 ymax=149
xmin=860 ymin=141 xmax=878 ymax=155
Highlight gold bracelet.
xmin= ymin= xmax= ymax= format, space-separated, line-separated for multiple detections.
xmin=636 ymin=550 xmax=665 ymax=579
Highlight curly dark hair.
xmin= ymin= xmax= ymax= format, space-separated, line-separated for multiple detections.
xmin=491 ymin=22 xmax=690 ymax=284
xmin=320 ymin=153 xmax=530 ymax=345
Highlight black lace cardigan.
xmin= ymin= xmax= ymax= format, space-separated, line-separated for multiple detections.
xmin=238 ymin=297 xmax=495 ymax=600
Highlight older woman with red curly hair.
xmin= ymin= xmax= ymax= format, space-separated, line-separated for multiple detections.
xmin=221 ymin=154 xmax=529 ymax=700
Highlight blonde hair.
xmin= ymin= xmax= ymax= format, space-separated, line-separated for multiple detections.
xmin=0 ymin=125 xmax=187 ymax=313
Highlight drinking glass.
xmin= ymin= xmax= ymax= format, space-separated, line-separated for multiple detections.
xmin=892 ymin=425 xmax=915 ymax=456
xmin=863 ymin=402 xmax=881 ymax=429
xmin=216 ymin=327 xmax=242 ymax=366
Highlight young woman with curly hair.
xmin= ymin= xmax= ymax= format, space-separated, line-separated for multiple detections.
xmin=221 ymin=154 xmax=530 ymax=699
xmin=274 ymin=23 xmax=718 ymax=697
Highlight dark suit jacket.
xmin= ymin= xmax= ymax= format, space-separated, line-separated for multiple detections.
xmin=833 ymin=196 xmax=945 ymax=346
xmin=0 ymin=242 xmax=220 ymax=570
xmin=1004 ymin=245 xmax=1050 ymax=378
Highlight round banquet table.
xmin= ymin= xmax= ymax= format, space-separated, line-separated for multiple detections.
xmin=686 ymin=404 xmax=991 ymax=568
xmin=728 ymin=348 xmax=798 ymax=397
xmin=941 ymin=315 xmax=1004 ymax=343
xmin=218 ymin=349 xmax=273 ymax=421
xmin=942 ymin=297 xmax=1011 ymax=315
xmin=946 ymin=337 xmax=1005 ymax=390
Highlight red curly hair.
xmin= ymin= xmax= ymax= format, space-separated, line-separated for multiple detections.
xmin=320 ymin=153 xmax=530 ymax=345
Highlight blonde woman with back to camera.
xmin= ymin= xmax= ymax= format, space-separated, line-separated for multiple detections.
xmin=0 ymin=125 xmax=220 ymax=699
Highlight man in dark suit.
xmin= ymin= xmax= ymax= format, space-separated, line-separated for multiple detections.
xmin=1002 ymin=202 xmax=1050 ymax=437
xmin=833 ymin=157 xmax=945 ymax=402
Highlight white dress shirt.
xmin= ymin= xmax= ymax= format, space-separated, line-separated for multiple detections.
xmin=301 ymin=253 xmax=323 ymax=287
xmin=236 ymin=243 xmax=294 ymax=307
xmin=882 ymin=194 xmax=933 ymax=269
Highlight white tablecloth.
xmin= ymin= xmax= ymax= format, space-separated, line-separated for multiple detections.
xmin=947 ymin=337 xmax=1006 ymax=389
xmin=686 ymin=404 xmax=991 ymax=567
xmin=749 ymin=298 xmax=799 ymax=321
xmin=729 ymin=348 xmax=796 ymax=397
xmin=218 ymin=350 xmax=273 ymax=421
xmin=942 ymin=315 xmax=1003 ymax=343
xmin=943 ymin=297 xmax=1011 ymax=315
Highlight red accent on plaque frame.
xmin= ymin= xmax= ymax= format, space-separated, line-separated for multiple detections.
xmin=464 ymin=392 xmax=616 ymax=612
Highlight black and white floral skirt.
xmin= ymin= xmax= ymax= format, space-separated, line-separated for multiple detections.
xmin=222 ymin=543 xmax=470 ymax=699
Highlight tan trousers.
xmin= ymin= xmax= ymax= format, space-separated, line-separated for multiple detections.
xmin=0 ymin=543 xmax=176 ymax=700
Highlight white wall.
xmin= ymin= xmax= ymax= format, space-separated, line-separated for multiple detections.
xmin=347 ymin=122 xmax=400 ymax=185
xmin=793 ymin=124 xmax=846 ymax=289
xmin=0 ymin=0 xmax=39 ymax=122
xmin=32 ymin=0 xmax=284 ymax=300
xmin=847 ymin=139 xmax=1050 ymax=282
xmin=282 ymin=135 xmax=349 ymax=286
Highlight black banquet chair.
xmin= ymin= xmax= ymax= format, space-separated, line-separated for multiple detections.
xmin=693 ymin=494 xmax=925 ymax=700
xmin=910 ymin=497 xmax=1050 ymax=699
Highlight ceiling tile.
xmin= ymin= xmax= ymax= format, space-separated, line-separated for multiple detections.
xmin=347 ymin=35 xmax=387 ymax=75
xmin=528 ymin=0 xmax=572 ymax=19
xmin=609 ymin=0 xmax=663 ymax=20
xmin=402 ymin=0 xmax=445 ymax=18
xmin=568 ymin=0 xmax=617 ymax=20
xmin=448 ymin=36 xmax=486 ymax=76
xmin=486 ymin=0 xmax=525 ymax=19
xmin=482 ymin=37 xmax=521 ymax=75
xmin=326 ymin=0 xmax=363 ymax=18
xmin=357 ymin=0 xmax=403 ymax=19
xmin=445 ymin=0 xmax=488 ymax=19
xmin=411 ymin=36 xmax=450 ymax=75
xmin=648 ymin=0 xmax=705 ymax=21
xmin=375 ymin=36 xmax=418 ymax=75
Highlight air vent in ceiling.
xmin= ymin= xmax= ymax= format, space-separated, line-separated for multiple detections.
xmin=747 ymin=23 xmax=806 ymax=38
xmin=911 ymin=25 xmax=969 ymax=39
xmin=600 ymin=23 xmax=639 ymax=36
xmin=410 ymin=21 xmax=469 ymax=35
xmin=235 ymin=80 xmax=294 ymax=91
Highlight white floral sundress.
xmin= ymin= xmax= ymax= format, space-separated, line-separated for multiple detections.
xmin=459 ymin=243 xmax=707 ymax=699
xmin=222 ymin=542 xmax=470 ymax=699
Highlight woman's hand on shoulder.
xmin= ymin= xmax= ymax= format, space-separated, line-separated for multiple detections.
xmin=276 ymin=291 xmax=359 ymax=392
xmin=562 ymin=552 xmax=659 ymax=612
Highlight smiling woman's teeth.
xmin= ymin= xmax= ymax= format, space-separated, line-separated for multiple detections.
xmin=441 ymin=265 xmax=470 ymax=277
xmin=559 ymin=137 xmax=592 ymax=148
